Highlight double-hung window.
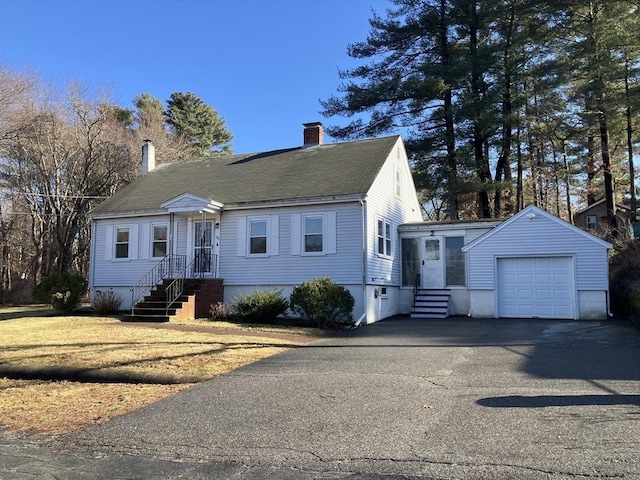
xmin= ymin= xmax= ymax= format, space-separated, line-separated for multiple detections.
xmin=304 ymin=215 xmax=323 ymax=253
xmin=249 ymin=218 xmax=267 ymax=255
xmin=115 ymin=227 xmax=130 ymax=259
xmin=377 ymin=218 xmax=392 ymax=257
xmin=586 ymin=215 xmax=597 ymax=230
xmin=152 ymin=225 xmax=168 ymax=258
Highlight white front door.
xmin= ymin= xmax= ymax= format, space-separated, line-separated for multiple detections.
xmin=421 ymin=236 xmax=445 ymax=288
xmin=194 ymin=221 xmax=214 ymax=274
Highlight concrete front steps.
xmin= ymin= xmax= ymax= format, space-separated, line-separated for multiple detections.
xmin=410 ymin=288 xmax=451 ymax=319
xmin=122 ymin=279 xmax=219 ymax=322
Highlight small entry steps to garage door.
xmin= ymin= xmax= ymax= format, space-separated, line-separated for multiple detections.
xmin=411 ymin=289 xmax=451 ymax=319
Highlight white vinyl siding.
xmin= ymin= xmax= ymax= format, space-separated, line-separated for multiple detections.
xmin=94 ymin=218 xmax=168 ymax=287
xmin=466 ymin=211 xmax=609 ymax=291
xmin=365 ymin=138 xmax=422 ymax=285
xmin=220 ymin=205 xmax=360 ymax=286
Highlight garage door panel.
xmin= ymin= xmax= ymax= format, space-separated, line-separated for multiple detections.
xmin=498 ymin=257 xmax=574 ymax=319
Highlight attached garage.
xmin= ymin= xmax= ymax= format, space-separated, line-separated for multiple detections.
xmin=461 ymin=205 xmax=612 ymax=320
xmin=497 ymin=256 xmax=574 ymax=319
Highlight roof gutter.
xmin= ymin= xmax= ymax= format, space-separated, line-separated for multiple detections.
xmin=224 ymin=194 xmax=366 ymax=210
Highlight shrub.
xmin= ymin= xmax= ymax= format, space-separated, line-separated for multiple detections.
xmin=289 ymin=277 xmax=355 ymax=329
xmin=209 ymin=301 xmax=230 ymax=321
xmin=92 ymin=290 xmax=124 ymax=314
xmin=231 ymin=288 xmax=289 ymax=323
xmin=33 ymin=274 xmax=88 ymax=313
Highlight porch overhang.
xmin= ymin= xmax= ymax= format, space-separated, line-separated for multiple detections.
xmin=160 ymin=193 xmax=223 ymax=215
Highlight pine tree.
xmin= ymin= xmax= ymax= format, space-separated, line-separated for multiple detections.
xmin=164 ymin=91 xmax=233 ymax=156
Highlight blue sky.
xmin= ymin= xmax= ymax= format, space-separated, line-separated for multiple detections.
xmin=0 ymin=0 xmax=392 ymax=153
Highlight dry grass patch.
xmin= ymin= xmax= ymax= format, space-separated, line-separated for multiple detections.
xmin=0 ymin=308 xmax=321 ymax=435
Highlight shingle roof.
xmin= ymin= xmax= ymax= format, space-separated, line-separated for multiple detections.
xmin=91 ymin=135 xmax=400 ymax=215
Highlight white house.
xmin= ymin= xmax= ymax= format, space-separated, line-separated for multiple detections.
xmin=89 ymin=123 xmax=612 ymax=324
xmin=88 ymin=123 xmax=423 ymax=323
xmin=398 ymin=205 xmax=612 ymax=320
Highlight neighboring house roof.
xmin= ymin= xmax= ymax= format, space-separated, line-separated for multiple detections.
xmin=575 ymin=198 xmax=632 ymax=215
xmin=462 ymin=205 xmax=612 ymax=252
xmin=91 ymin=136 xmax=400 ymax=216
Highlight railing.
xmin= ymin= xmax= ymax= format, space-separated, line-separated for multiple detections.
xmin=164 ymin=253 xmax=217 ymax=316
xmin=413 ymin=273 xmax=421 ymax=297
xmin=130 ymin=254 xmax=186 ymax=314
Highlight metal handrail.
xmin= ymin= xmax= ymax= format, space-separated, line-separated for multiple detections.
xmin=130 ymin=254 xmax=186 ymax=313
xmin=413 ymin=273 xmax=421 ymax=297
xmin=164 ymin=253 xmax=217 ymax=316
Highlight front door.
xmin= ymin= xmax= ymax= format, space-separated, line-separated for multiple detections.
xmin=194 ymin=221 xmax=214 ymax=274
xmin=421 ymin=236 xmax=444 ymax=288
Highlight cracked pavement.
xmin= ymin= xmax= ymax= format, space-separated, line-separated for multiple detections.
xmin=2 ymin=317 xmax=639 ymax=479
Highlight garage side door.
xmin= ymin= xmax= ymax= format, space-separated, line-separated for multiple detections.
xmin=497 ymin=257 xmax=574 ymax=319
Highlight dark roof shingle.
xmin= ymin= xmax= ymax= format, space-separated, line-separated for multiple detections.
xmin=91 ymin=136 xmax=399 ymax=215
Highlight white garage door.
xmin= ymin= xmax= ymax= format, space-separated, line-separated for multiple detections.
xmin=497 ymin=257 xmax=574 ymax=319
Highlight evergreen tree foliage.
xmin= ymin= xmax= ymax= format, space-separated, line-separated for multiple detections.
xmin=323 ymin=0 xmax=639 ymax=225
xmin=165 ymin=91 xmax=233 ymax=156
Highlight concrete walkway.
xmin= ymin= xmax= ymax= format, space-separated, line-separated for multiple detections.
xmin=2 ymin=317 xmax=640 ymax=479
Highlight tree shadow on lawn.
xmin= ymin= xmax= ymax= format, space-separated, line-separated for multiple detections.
xmin=0 ymin=340 xmax=298 ymax=385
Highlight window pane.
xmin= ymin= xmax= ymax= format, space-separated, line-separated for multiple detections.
xmin=386 ymin=238 xmax=391 ymax=256
xmin=445 ymin=236 xmax=465 ymax=286
xmin=378 ymin=237 xmax=385 ymax=254
xmin=305 ymin=217 xmax=322 ymax=234
xmin=153 ymin=226 xmax=167 ymax=241
xmin=305 ymin=233 xmax=323 ymax=252
xmin=116 ymin=229 xmax=129 ymax=242
xmin=153 ymin=242 xmax=166 ymax=257
xmin=115 ymin=243 xmax=129 ymax=259
xmin=250 ymin=237 xmax=267 ymax=254
xmin=251 ymin=220 xmax=266 ymax=236
xmin=424 ymin=239 xmax=440 ymax=260
xmin=402 ymin=238 xmax=420 ymax=286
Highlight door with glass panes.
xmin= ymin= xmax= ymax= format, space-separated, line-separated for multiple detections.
xmin=194 ymin=221 xmax=213 ymax=274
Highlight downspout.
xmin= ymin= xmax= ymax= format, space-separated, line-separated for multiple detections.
xmin=354 ymin=197 xmax=367 ymax=327
xmin=89 ymin=219 xmax=97 ymax=300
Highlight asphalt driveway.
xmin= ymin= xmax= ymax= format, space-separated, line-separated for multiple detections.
xmin=2 ymin=316 xmax=640 ymax=479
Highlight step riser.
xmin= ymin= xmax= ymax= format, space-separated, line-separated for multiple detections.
xmin=412 ymin=288 xmax=451 ymax=319
xmin=128 ymin=278 xmax=207 ymax=323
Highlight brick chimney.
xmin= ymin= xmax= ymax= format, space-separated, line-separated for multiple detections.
xmin=142 ymin=139 xmax=155 ymax=174
xmin=303 ymin=122 xmax=324 ymax=146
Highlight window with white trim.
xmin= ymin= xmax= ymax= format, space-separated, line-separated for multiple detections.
xmin=377 ymin=218 xmax=392 ymax=257
xmin=115 ymin=227 xmax=130 ymax=259
xmin=249 ymin=218 xmax=267 ymax=255
xmin=304 ymin=215 xmax=323 ymax=253
xmin=395 ymin=168 xmax=402 ymax=198
xmin=586 ymin=215 xmax=597 ymax=230
xmin=152 ymin=224 xmax=168 ymax=258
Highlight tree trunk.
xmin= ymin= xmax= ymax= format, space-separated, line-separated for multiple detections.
xmin=469 ymin=1 xmax=491 ymax=218
xmin=626 ymin=58 xmax=637 ymax=221
xmin=440 ymin=0 xmax=458 ymax=220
